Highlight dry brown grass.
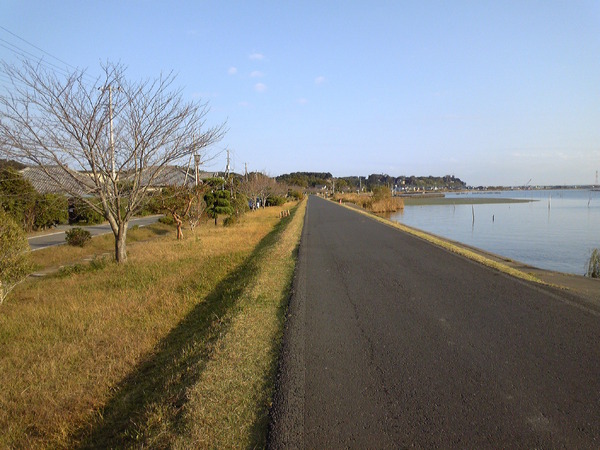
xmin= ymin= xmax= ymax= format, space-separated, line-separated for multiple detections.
xmin=334 ymin=192 xmax=404 ymax=213
xmin=0 ymin=203 xmax=303 ymax=449
xmin=370 ymin=196 xmax=405 ymax=213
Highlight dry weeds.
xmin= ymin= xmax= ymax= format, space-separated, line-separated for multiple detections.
xmin=0 ymin=205 xmax=302 ymax=448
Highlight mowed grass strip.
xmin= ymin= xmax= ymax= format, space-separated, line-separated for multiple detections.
xmin=0 ymin=203 xmax=303 ymax=449
xmin=172 ymin=198 xmax=306 ymax=449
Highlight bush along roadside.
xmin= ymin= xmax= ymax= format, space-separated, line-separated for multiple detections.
xmin=65 ymin=227 xmax=92 ymax=247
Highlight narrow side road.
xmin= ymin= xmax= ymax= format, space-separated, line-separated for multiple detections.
xmin=269 ymin=195 xmax=600 ymax=448
xmin=27 ymin=215 xmax=163 ymax=251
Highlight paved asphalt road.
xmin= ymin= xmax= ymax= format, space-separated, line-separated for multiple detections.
xmin=27 ymin=215 xmax=163 ymax=251
xmin=269 ymin=195 xmax=600 ymax=448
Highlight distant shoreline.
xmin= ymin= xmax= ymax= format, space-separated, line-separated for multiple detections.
xmin=399 ymin=197 xmax=534 ymax=206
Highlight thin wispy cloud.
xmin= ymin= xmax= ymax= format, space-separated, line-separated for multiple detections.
xmin=249 ymin=52 xmax=265 ymax=61
xmin=228 ymin=67 xmax=238 ymax=75
xmin=254 ymin=83 xmax=267 ymax=93
xmin=315 ymin=76 xmax=326 ymax=85
xmin=250 ymin=70 xmax=264 ymax=78
xmin=297 ymin=98 xmax=308 ymax=105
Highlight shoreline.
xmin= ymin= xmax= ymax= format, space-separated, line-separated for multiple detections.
xmin=338 ymin=200 xmax=600 ymax=311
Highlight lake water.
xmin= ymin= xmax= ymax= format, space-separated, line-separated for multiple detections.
xmin=388 ymin=189 xmax=600 ymax=276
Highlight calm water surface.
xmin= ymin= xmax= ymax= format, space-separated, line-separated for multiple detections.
xmin=389 ymin=189 xmax=600 ymax=275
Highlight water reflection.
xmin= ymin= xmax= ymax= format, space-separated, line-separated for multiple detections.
xmin=390 ymin=190 xmax=600 ymax=275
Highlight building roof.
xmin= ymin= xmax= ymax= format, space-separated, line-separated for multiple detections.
xmin=133 ymin=166 xmax=220 ymax=187
xmin=20 ymin=166 xmax=95 ymax=196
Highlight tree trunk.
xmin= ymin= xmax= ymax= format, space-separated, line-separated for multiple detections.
xmin=175 ymin=219 xmax=183 ymax=240
xmin=115 ymin=223 xmax=128 ymax=263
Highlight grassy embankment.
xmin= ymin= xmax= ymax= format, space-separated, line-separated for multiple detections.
xmin=0 ymin=200 xmax=306 ymax=449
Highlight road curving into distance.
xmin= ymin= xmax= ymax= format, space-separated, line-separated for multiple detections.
xmin=268 ymin=195 xmax=600 ymax=448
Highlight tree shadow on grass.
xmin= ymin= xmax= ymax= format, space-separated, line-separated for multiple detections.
xmin=71 ymin=216 xmax=292 ymax=449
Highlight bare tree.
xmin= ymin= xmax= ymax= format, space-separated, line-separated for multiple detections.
xmin=0 ymin=61 xmax=225 ymax=262
xmin=239 ymin=171 xmax=286 ymax=209
xmin=158 ymin=184 xmax=207 ymax=240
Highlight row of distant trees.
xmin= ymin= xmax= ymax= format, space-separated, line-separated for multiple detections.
xmin=277 ymin=172 xmax=467 ymax=191
xmin=150 ymin=172 xmax=293 ymax=239
xmin=0 ymin=163 xmax=294 ymax=235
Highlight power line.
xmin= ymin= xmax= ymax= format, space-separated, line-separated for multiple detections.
xmin=0 ymin=26 xmax=97 ymax=88
xmin=0 ymin=25 xmax=77 ymax=72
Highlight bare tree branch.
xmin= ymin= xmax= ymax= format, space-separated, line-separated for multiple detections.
xmin=0 ymin=60 xmax=226 ymax=262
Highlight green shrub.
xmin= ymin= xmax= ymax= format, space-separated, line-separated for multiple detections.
xmin=587 ymin=248 xmax=600 ymax=278
xmin=372 ymin=186 xmax=391 ymax=201
xmin=266 ymin=195 xmax=286 ymax=206
xmin=223 ymin=214 xmax=239 ymax=227
xmin=65 ymin=227 xmax=92 ymax=247
xmin=69 ymin=198 xmax=104 ymax=225
xmin=0 ymin=208 xmax=32 ymax=303
xmin=230 ymin=193 xmax=250 ymax=215
xmin=34 ymin=194 xmax=68 ymax=230
xmin=289 ymin=190 xmax=304 ymax=201
xmin=0 ymin=167 xmax=37 ymax=231
xmin=159 ymin=216 xmax=175 ymax=225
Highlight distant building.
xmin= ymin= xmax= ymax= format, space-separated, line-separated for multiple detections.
xmin=20 ymin=166 xmax=94 ymax=197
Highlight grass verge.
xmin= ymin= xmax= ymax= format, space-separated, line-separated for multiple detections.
xmin=0 ymin=201 xmax=305 ymax=449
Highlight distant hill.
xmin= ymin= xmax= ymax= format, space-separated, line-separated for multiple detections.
xmin=276 ymin=172 xmax=333 ymax=188
xmin=276 ymin=172 xmax=467 ymax=191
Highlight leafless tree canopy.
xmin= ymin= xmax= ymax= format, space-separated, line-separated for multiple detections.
xmin=238 ymin=172 xmax=287 ymax=208
xmin=0 ymin=61 xmax=225 ymax=261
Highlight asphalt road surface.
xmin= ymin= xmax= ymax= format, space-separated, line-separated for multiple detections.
xmin=269 ymin=195 xmax=600 ymax=448
xmin=27 ymin=215 xmax=162 ymax=251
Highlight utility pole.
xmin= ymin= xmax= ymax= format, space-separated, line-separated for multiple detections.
xmin=225 ymin=148 xmax=231 ymax=178
xmin=100 ymin=84 xmax=120 ymax=182
xmin=194 ymin=153 xmax=200 ymax=187
xmin=107 ymin=85 xmax=116 ymax=181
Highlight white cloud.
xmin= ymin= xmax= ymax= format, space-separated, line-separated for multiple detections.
xmin=238 ymin=101 xmax=250 ymax=107
xmin=250 ymin=70 xmax=264 ymax=78
xmin=315 ymin=76 xmax=326 ymax=85
xmin=228 ymin=67 xmax=238 ymax=75
xmin=297 ymin=98 xmax=308 ymax=105
xmin=249 ymin=52 xmax=265 ymax=61
xmin=254 ymin=83 xmax=267 ymax=93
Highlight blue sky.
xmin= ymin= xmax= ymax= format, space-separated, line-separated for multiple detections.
xmin=1 ymin=1 xmax=599 ymax=186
